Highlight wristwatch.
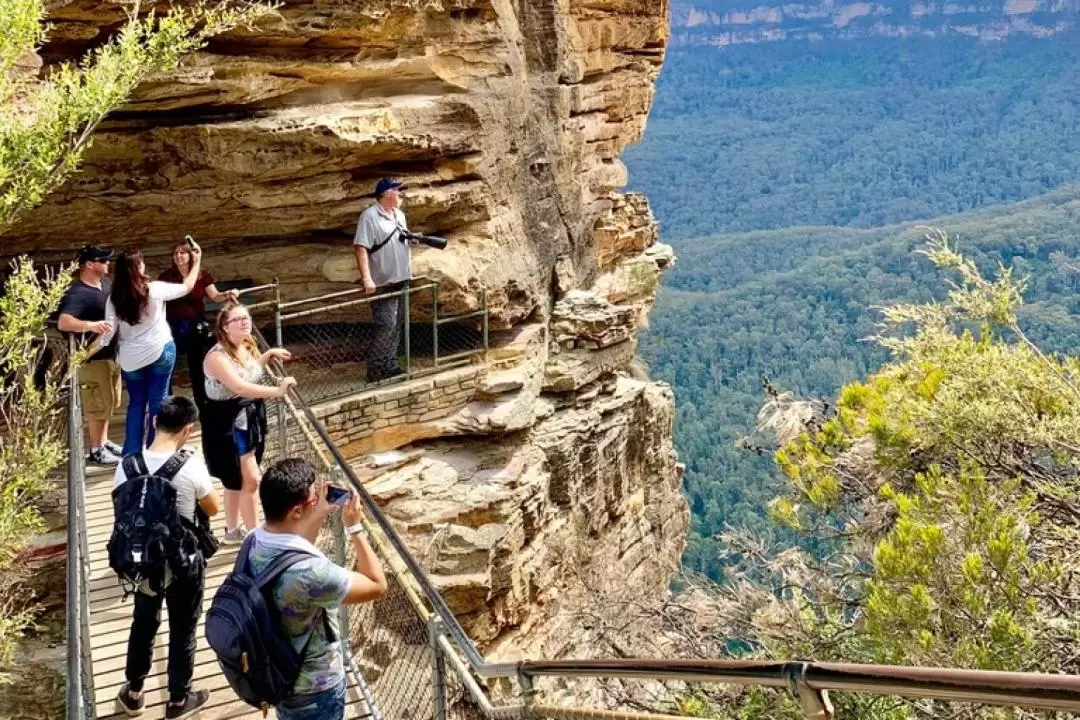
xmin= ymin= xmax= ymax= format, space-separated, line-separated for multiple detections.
xmin=345 ymin=523 xmax=368 ymax=537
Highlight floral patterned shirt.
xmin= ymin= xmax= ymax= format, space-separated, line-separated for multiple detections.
xmin=247 ymin=528 xmax=352 ymax=695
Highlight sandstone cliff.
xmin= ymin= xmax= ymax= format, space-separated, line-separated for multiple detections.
xmin=6 ymin=0 xmax=689 ymax=660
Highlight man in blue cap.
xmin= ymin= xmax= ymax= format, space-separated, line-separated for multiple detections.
xmin=353 ymin=177 xmax=412 ymax=381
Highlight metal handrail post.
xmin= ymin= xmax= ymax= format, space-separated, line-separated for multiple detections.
xmin=330 ymin=466 xmax=351 ymax=658
xmin=66 ymin=335 xmax=95 ymax=720
xmin=429 ymin=615 xmax=448 ymax=720
xmin=788 ymin=662 xmax=833 ymax=720
xmin=66 ymin=338 xmax=83 ymax=720
xmin=482 ymin=290 xmax=489 ymax=353
xmin=431 ymin=285 xmax=439 ymax=368
xmin=273 ymin=279 xmax=287 ymax=455
xmin=403 ymin=286 xmax=412 ymax=378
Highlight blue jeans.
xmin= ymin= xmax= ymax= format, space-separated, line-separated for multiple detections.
xmin=275 ymin=680 xmax=346 ymax=720
xmin=121 ymin=342 xmax=176 ymax=456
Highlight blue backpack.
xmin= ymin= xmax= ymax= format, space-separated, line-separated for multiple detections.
xmin=205 ymin=535 xmax=333 ymax=714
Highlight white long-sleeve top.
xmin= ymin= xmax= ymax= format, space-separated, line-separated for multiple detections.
xmin=100 ymin=281 xmax=188 ymax=372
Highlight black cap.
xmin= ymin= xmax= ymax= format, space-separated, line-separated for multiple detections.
xmin=374 ymin=177 xmax=405 ymax=197
xmin=76 ymin=245 xmax=113 ymax=264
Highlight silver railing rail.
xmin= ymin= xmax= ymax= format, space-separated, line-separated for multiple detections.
xmin=61 ymin=281 xmax=1080 ymax=720
xmin=274 ymin=281 xmax=489 ymax=405
xmin=65 ymin=334 xmax=95 ymax=719
xmin=259 ymin=326 xmax=1080 ymax=719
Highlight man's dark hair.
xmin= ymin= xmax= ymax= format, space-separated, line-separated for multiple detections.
xmin=261 ymin=459 xmax=318 ymax=523
xmin=155 ymin=395 xmax=198 ymax=433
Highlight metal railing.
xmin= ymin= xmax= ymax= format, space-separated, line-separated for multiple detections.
xmin=253 ymin=324 xmax=1080 ymax=720
xmin=64 ymin=334 xmax=96 ymax=720
xmin=60 ymin=281 xmax=1080 ymax=720
xmin=274 ymin=282 xmax=489 ymax=405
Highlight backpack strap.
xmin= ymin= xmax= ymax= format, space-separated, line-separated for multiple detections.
xmin=253 ymin=549 xmax=315 ymax=592
xmin=121 ymin=453 xmax=149 ymax=482
xmin=250 ymin=546 xmax=338 ymax=647
xmin=155 ymin=448 xmax=193 ymax=482
xmin=121 ymin=449 xmax=192 ymax=483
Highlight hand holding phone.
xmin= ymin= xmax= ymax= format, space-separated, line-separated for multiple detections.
xmin=326 ymin=485 xmax=352 ymax=507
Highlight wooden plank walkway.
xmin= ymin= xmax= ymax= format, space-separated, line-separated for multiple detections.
xmin=83 ymin=438 xmax=373 ymax=720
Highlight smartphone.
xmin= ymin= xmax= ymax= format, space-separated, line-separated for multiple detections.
xmin=326 ymin=485 xmax=352 ymax=506
xmin=184 ymin=234 xmax=196 ymax=249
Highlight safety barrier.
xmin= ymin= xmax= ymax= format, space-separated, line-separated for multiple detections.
xmin=64 ymin=334 xmax=96 ymax=719
xmin=274 ymin=282 xmax=489 ymax=405
xmin=61 ymin=281 xmax=1080 ymax=720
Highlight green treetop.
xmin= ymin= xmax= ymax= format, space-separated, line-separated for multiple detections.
xmin=706 ymin=229 xmax=1080 ymax=719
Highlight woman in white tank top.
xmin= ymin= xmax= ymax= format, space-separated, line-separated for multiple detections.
xmin=202 ymin=302 xmax=295 ymax=545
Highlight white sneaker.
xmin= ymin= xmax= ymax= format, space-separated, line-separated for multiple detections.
xmin=87 ymin=447 xmax=121 ymax=466
xmin=221 ymin=527 xmax=248 ymax=546
xmin=104 ymin=440 xmax=124 ymax=457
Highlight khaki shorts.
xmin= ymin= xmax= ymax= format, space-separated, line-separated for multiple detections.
xmin=79 ymin=359 xmax=121 ymax=422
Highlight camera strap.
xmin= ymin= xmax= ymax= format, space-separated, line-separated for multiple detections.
xmin=367 ymin=223 xmax=404 ymax=256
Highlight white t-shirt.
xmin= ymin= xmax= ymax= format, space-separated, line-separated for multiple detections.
xmin=101 ymin=281 xmax=188 ymax=372
xmin=112 ymin=448 xmax=214 ymax=522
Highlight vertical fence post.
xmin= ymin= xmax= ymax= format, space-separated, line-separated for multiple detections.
xmin=788 ymin=663 xmax=834 ymax=720
xmin=66 ymin=337 xmax=83 ymax=720
xmin=431 ymin=284 xmax=439 ymax=369
xmin=429 ymin=615 xmax=448 ymax=720
xmin=482 ymin=290 xmax=489 ymax=354
xmin=66 ymin=335 xmax=96 ymax=720
xmin=403 ymin=286 xmax=412 ymax=379
xmin=330 ymin=465 xmax=351 ymax=656
xmin=516 ymin=669 xmax=536 ymax=720
xmin=274 ymin=279 xmax=287 ymax=456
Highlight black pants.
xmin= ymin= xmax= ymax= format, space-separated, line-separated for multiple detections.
xmin=125 ymin=564 xmax=204 ymax=702
xmin=168 ymin=319 xmax=212 ymax=412
xmin=366 ymin=282 xmax=408 ymax=381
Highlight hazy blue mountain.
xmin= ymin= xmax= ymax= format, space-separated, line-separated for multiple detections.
xmin=626 ymin=34 xmax=1080 ymax=578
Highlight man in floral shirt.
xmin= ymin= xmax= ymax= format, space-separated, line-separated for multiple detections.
xmin=250 ymin=459 xmax=387 ymax=719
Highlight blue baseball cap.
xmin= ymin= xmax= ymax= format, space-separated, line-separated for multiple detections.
xmin=374 ymin=177 xmax=405 ymax=197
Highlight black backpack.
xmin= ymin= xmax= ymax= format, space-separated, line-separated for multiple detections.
xmin=107 ymin=450 xmax=201 ymax=597
xmin=205 ymin=535 xmax=334 ymax=714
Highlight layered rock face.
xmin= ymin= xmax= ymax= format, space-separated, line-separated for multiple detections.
xmin=10 ymin=0 xmax=670 ymax=327
xmin=8 ymin=1 xmax=688 ymax=659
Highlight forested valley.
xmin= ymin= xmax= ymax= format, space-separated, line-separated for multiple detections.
xmin=626 ymin=35 xmax=1080 ymax=581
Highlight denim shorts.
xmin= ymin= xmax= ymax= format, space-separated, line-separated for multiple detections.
xmin=233 ymin=426 xmax=252 ymax=456
xmin=275 ymin=680 xmax=346 ymax=720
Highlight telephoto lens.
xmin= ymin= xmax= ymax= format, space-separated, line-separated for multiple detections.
xmin=402 ymin=229 xmax=448 ymax=250
xmin=418 ymin=235 xmax=448 ymax=250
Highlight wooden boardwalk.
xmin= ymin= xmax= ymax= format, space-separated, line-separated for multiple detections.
xmin=83 ymin=439 xmax=373 ymax=720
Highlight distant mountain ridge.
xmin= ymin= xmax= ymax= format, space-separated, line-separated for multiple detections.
xmin=670 ymin=0 xmax=1080 ymax=45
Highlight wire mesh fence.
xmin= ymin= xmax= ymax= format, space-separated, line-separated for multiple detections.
xmin=274 ymin=283 xmax=488 ymax=406
xmin=57 ymin=273 xmax=1080 ymax=720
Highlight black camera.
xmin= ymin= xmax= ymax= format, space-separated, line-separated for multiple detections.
xmin=400 ymin=229 xmax=448 ymax=250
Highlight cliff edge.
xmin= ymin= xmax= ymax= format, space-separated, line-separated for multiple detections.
xmin=5 ymin=0 xmax=689 ymax=661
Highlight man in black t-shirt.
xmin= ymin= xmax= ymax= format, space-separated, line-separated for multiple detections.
xmin=58 ymin=245 xmax=122 ymax=465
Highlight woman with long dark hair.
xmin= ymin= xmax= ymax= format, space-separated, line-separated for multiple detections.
xmin=202 ymin=301 xmax=294 ymax=544
xmin=95 ymin=245 xmax=204 ymax=455
xmin=159 ymin=241 xmax=238 ymax=409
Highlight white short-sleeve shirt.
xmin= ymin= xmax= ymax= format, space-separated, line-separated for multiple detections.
xmin=112 ymin=449 xmax=214 ymax=522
